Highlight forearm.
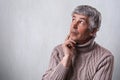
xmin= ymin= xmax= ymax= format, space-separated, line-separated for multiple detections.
xmin=42 ymin=57 xmax=71 ymax=80
xmin=61 ymin=56 xmax=72 ymax=67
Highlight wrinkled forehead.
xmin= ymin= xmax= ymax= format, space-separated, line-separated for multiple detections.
xmin=72 ymin=13 xmax=89 ymax=21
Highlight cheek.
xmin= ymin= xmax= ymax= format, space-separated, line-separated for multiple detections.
xmin=77 ymin=23 xmax=88 ymax=32
xmin=77 ymin=27 xmax=87 ymax=34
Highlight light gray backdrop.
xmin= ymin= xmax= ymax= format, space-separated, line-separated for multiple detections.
xmin=0 ymin=0 xmax=120 ymax=80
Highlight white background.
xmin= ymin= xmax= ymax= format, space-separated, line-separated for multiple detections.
xmin=0 ymin=0 xmax=120 ymax=80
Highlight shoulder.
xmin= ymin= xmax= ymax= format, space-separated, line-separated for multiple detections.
xmin=53 ymin=44 xmax=63 ymax=52
xmin=50 ymin=44 xmax=64 ymax=60
xmin=94 ymin=43 xmax=114 ymax=64
xmin=93 ymin=43 xmax=114 ymax=70
xmin=95 ymin=43 xmax=114 ymax=57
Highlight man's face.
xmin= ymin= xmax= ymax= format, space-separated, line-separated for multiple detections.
xmin=69 ymin=14 xmax=91 ymax=43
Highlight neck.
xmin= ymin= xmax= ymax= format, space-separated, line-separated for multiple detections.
xmin=75 ymin=36 xmax=96 ymax=52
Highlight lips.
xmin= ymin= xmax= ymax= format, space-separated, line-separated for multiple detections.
xmin=70 ymin=30 xmax=79 ymax=35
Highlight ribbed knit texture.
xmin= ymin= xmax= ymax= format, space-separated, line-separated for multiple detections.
xmin=42 ymin=38 xmax=114 ymax=80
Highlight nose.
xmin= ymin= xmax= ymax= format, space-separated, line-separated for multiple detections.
xmin=73 ymin=21 xmax=79 ymax=29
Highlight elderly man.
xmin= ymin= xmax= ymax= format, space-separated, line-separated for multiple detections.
xmin=42 ymin=5 xmax=114 ymax=80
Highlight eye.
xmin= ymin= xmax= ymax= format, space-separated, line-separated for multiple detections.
xmin=79 ymin=21 xmax=84 ymax=23
xmin=72 ymin=18 xmax=75 ymax=22
xmin=79 ymin=20 xmax=86 ymax=24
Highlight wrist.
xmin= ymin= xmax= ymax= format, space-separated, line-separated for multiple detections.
xmin=64 ymin=55 xmax=72 ymax=60
xmin=61 ymin=56 xmax=72 ymax=67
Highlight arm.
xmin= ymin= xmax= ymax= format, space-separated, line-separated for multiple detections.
xmin=42 ymin=48 xmax=70 ymax=80
xmin=42 ymin=35 xmax=76 ymax=80
xmin=93 ymin=55 xmax=114 ymax=80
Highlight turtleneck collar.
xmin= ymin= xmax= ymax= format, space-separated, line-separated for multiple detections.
xmin=75 ymin=37 xmax=96 ymax=52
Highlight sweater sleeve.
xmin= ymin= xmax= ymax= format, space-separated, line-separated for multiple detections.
xmin=93 ymin=55 xmax=114 ymax=80
xmin=42 ymin=48 xmax=69 ymax=80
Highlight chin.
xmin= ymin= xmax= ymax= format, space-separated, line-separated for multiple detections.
xmin=70 ymin=36 xmax=79 ymax=42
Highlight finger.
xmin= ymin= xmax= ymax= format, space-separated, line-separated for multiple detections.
xmin=65 ymin=39 xmax=76 ymax=47
xmin=69 ymin=39 xmax=76 ymax=45
xmin=65 ymin=35 xmax=76 ymax=44
xmin=66 ymin=41 xmax=75 ymax=49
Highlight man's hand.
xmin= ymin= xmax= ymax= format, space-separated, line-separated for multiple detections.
xmin=62 ymin=35 xmax=76 ymax=57
xmin=61 ymin=35 xmax=76 ymax=67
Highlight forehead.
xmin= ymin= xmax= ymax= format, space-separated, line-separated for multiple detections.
xmin=72 ymin=13 xmax=88 ymax=20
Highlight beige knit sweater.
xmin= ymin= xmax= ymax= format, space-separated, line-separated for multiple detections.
xmin=42 ymin=38 xmax=114 ymax=80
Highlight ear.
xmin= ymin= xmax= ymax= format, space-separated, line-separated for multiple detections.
xmin=90 ymin=29 xmax=98 ymax=36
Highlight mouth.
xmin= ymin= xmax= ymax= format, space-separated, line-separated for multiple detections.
xmin=70 ymin=30 xmax=79 ymax=35
xmin=69 ymin=30 xmax=79 ymax=41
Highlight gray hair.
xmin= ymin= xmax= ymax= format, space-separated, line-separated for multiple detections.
xmin=72 ymin=5 xmax=102 ymax=32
